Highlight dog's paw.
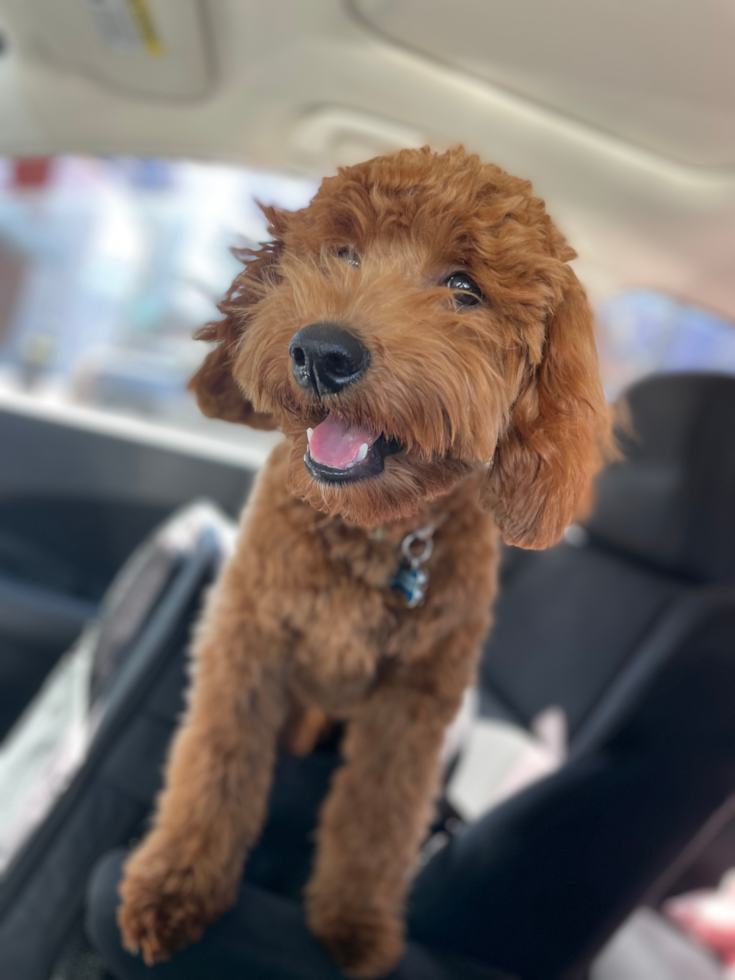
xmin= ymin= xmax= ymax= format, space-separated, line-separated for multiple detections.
xmin=308 ymin=905 xmax=405 ymax=979
xmin=117 ymin=838 xmax=231 ymax=965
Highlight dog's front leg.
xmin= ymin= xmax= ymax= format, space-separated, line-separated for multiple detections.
xmin=118 ymin=567 xmax=288 ymax=964
xmin=306 ymin=627 xmax=481 ymax=979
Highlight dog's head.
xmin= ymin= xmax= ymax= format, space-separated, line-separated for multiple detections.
xmin=191 ymin=147 xmax=613 ymax=544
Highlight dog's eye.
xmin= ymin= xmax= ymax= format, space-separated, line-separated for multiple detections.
xmin=444 ymin=272 xmax=483 ymax=307
xmin=336 ymin=248 xmax=360 ymax=268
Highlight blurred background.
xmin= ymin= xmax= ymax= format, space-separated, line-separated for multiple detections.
xmin=0 ymin=3 xmax=734 ymax=980
xmin=0 ymin=155 xmax=314 ymax=448
xmin=0 ymin=0 xmax=733 ymax=434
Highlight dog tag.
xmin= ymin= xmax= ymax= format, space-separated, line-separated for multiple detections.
xmin=390 ymin=525 xmax=435 ymax=608
xmin=391 ymin=564 xmax=429 ymax=608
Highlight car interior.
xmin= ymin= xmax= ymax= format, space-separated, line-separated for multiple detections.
xmin=0 ymin=2 xmax=734 ymax=979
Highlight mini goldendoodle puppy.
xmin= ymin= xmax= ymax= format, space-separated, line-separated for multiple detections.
xmin=118 ymin=146 xmax=613 ymax=978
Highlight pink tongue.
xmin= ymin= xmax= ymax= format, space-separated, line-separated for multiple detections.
xmin=309 ymin=415 xmax=379 ymax=469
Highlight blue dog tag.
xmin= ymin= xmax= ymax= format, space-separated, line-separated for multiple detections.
xmin=391 ymin=565 xmax=429 ymax=609
xmin=388 ymin=524 xmax=436 ymax=608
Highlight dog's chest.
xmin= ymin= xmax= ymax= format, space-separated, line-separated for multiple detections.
xmin=245 ymin=450 xmax=497 ymax=709
xmin=287 ymin=511 xmax=496 ymax=711
xmin=288 ymin=529 xmax=405 ymax=707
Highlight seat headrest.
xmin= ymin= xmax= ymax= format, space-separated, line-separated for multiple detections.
xmin=586 ymin=373 xmax=735 ymax=584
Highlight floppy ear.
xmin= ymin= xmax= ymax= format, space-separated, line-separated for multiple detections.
xmin=188 ymin=235 xmax=283 ymax=430
xmin=481 ymin=268 xmax=615 ymax=549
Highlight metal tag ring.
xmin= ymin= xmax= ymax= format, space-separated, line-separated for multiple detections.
xmin=401 ymin=532 xmax=434 ymax=568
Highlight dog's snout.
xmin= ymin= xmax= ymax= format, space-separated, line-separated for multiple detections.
xmin=289 ymin=323 xmax=369 ymax=396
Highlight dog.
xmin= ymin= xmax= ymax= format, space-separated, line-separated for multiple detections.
xmin=118 ymin=146 xmax=613 ymax=978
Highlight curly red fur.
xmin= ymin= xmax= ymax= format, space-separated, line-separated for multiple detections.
xmin=119 ymin=146 xmax=614 ymax=977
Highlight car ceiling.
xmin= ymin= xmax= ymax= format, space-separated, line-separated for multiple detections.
xmin=0 ymin=0 xmax=733 ymax=317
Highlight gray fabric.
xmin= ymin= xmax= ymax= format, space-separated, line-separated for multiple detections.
xmin=88 ymin=541 xmax=177 ymax=703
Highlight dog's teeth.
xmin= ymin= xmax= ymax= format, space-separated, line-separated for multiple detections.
xmin=357 ymin=443 xmax=368 ymax=462
xmin=307 ymin=428 xmax=313 ymax=443
xmin=304 ymin=453 xmax=308 ymax=462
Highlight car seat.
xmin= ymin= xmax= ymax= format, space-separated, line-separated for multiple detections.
xmin=460 ymin=372 xmax=735 ymax=976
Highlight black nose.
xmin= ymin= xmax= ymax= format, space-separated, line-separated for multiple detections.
xmin=289 ymin=323 xmax=370 ymax=396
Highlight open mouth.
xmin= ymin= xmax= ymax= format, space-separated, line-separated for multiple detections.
xmin=304 ymin=414 xmax=401 ymax=484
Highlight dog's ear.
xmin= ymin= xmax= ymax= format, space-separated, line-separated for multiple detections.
xmin=188 ymin=235 xmax=283 ymax=430
xmin=481 ymin=268 xmax=615 ymax=549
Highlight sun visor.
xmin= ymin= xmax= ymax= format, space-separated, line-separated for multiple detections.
xmin=4 ymin=0 xmax=212 ymax=100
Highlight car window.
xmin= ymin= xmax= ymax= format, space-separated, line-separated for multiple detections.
xmin=0 ymin=156 xmax=317 ymax=453
xmin=596 ymin=289 xmax=735 ymax=399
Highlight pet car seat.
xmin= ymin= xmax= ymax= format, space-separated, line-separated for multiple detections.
xmin=0 ymin=501 xmax=235 ymax=980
